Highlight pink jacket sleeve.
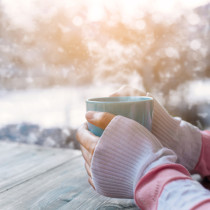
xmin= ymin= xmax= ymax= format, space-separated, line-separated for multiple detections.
xmin=135 ymin=163 xmax=210 ymax=210
xmin=134 ymin=164 xmax=191 ymax=210
xmin=194 ymin=131 xmax=210 ymax=177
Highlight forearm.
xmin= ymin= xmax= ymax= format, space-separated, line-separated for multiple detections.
xmin=91 ymin=116 xmax=177 ymax=198
xmin=194 ymin=131 xmax=210 ymax=177
xmin=149 ymin=94 xmax=203 ymax=173
xmin=135 ymin=163 xmax=210 ymax=210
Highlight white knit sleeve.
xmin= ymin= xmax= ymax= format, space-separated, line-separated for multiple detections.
xmin=91 ymin=116 xmax=177 ymax=198
xmin=148 ymin=93 xmax=202 ymax=171
xmin=158 ymin=179 xmax=210 ymax=210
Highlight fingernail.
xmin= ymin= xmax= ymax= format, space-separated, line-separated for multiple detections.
xmin=86 ymin=111 xmax=95 ymax=120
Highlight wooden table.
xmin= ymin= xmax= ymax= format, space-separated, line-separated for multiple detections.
xmin=0 ymin=142 xmax=138 ymax=210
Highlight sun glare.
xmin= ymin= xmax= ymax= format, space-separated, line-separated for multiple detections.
xmin=2 ymin=0 xmax=209 ymax=28
xmin=84 ymin=0 xmax=209 ymax=23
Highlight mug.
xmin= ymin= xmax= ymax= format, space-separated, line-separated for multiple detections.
xmin=86 ymin=96 xmax=153 ymax=136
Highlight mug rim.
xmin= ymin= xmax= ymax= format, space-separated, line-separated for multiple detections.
xmin=86 ymin=96 xmax=153 ymax=103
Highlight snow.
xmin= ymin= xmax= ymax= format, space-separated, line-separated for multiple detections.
xmin=0 ymin=0 xmax=209 ymax=144
xmin=0 ymin=85 xmax=117 ymax=148
xmin=168 ymin=79 xmax=210 ymax=107
xmin=0 ymin=86 xmax=115 ymax=129
xmin=0 ymin=80 xmax=209 ymax=130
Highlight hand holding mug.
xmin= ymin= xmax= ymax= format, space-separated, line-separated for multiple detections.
xmin=76 ymin=111 xmax=115 ymax=189
xmin=108 ymin=85 xmax=202 ymax=172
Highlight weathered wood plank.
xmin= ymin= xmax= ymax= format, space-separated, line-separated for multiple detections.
xmin=1 ymin=142 xmax=208 ymax=210
xmin=60 ymin=187 xmax=137 ymax=210
xmin=0 ymin=148 xmax=138 ymax=210
xmin=0 ymin=142 xmax=81 ymax=193
xmin=0 ymin=156 xmax=87 ymax=209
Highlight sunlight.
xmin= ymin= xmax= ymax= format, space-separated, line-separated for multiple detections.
xmin=87 ymin=4 xmax=105 ymax=22
xmin=85 ymin=0 xmax=209 ymax=21
xmin=0 ymin=0 xmax=209 ymax=147
xmin=2 ymin=0 xmax=209 ymax=30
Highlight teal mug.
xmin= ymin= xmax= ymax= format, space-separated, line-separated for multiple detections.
xmin=86 ymin=96 xmax=153 ymax=136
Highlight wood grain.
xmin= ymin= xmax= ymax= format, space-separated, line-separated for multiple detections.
xmin=0 ymin=142 xmax=138 ymax=210
xmin=0 ymin=142 xmax=81 ymax=193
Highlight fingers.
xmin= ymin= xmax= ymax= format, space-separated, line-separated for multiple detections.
xmin=86 ymin=111 xmax=115 ymax=130
xmin=109 ymin=85 xmax=146 ymax=97
xmin=81 ymin=145 xmax=92 ymax=166
xmin=85 ymin=161 xmax=92 ymax=177
xmin=88 ymin=177 xmax=95 ymax=190
xmin=76 ymin=123 xmax=98 ymax=155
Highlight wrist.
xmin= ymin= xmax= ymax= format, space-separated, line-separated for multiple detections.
xmin=150 ymin=93 xmax=181 ymax=140
xmin=148 ymin=93 xmax=202 ymax=171
xmin=175 ymin=120 xmax=201 ymax=171
xmin=194 ymin=131 xmax=210 ymax=176
xmin=135 ymin=164 xmax=191 ymax=210
xmin=91 ymin=116 xmax=176 ymax=198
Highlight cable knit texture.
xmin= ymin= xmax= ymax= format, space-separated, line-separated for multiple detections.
xmin=91 ymin=116 xmax=177 ymax=198
xmin=149 ymin=94 xmax=202 ymax=172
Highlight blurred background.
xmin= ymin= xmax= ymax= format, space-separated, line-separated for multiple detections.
xmin=0 ymin=0 xmax=209 ymax=149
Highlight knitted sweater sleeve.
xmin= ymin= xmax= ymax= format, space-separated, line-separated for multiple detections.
xmin=91 ymin=116 xmax=177 ymax=198
xmin=91 ymin=116 xmax=210 ymax=209
xmin=194 ymin=131 xmax=210 ymax=177
xmin=135 ymin=130 xmax=210 ymax=210
xmin=135 ymin=164 xmax=210 ymax=210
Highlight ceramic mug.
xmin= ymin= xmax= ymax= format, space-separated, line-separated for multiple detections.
xmin=86 ymin=96 xmax=153 ymax=136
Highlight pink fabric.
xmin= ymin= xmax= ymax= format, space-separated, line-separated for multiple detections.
xmin=134 ymin=164 xmax=191 ymax=210
xmin=191 ymin=199 xmax=210 ymax=210
xmin=194 ymin=131 xmax=210 ymax=177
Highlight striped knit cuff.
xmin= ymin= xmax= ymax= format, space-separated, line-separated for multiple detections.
xmin=91 ymin=116 xmax=177 ymax=198
xmin=147 ymin=93 xmax=181 ymax=143
xmin=147 ymin=93 xmax=201 ymax=171
xmin=194 ymin=131 xmax=210 ymax=176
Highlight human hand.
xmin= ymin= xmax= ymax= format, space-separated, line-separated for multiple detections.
xmin=109 ymin=85 xmax=201 ymax=173
xmin=76 ymin=111 xmax=115 ymax=189
xmin=89 ymin=115 xmax=177 ymax=198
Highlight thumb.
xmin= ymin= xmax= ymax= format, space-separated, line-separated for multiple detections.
xmin=85 ymin=111 xmax=115 ymax=130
